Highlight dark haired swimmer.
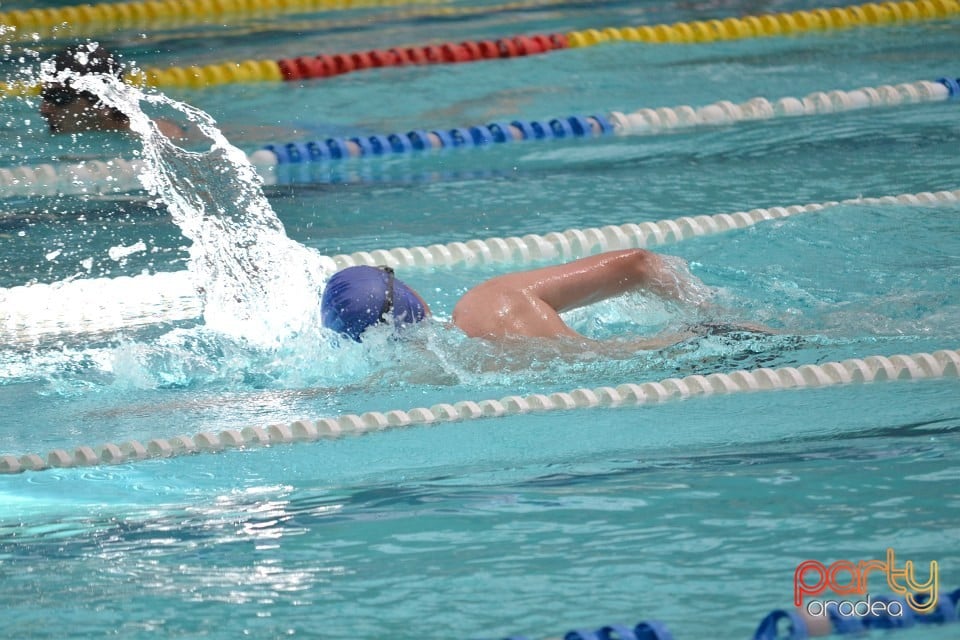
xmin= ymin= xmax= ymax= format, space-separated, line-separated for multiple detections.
xmin=321 ymin=249 xmax=730 ymax=348
xmin=40 ymin=43 xmax=188 ymax=139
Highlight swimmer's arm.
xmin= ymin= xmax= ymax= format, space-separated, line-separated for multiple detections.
xmin=502 ymin=249 xmax=695 ymax=314
xmin=576 ymin=329 xmax=698 ymax=354
xmin=154 ymin=116 xmax=206 ymax=142
xmin=454 ymin=250 xmax=702 ymax=341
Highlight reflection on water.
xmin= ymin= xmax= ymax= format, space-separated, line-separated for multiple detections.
xmin=1 ymin=428 xmax=956 ymax=637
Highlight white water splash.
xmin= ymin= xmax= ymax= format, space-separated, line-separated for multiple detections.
xmin=39 ymin=57 xmax=334 ymax=346
xmin=107 ymin=240 xmax=146 ymax=261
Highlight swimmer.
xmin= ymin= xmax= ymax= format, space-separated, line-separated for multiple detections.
xmin=39 ymin=43 xmax=188 ymax=139
xmin=321 ymin=249 xmax=748 ymax=348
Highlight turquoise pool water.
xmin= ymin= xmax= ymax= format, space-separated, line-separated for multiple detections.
xmin=1 ymin=1 xmax=959 ymax=638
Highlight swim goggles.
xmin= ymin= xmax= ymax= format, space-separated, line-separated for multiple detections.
xmin=378 ymin=265 xmax=395 ymax=319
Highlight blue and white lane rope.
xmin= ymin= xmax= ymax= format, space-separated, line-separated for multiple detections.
xmin=0 ymin=77 xmax=957 ymax=198
xmin=1 ymin=187 xmax=958 ymax=343
xmin=2 ymin=348 xmax=958 ymax=474
xmin=486 ymin=586 xmax=960 ymax=640
xmin=255 ymin=76 xmax=959 ymax=165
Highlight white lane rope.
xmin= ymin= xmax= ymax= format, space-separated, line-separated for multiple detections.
xmin=607 ymin=80 xmax=952 ymax=135
xmin=2 ymin=188 xmax=957 ymax=343
xmin=327 ymin=190 xmax=960 ymax=269
xmin=2 ymin=349 xmax=958 ymax=474
xmin=0 ymin=157 xmax=143 ymax=198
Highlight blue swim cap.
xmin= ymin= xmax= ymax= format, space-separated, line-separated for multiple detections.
xmin=320 ymin=265 xmax=428 ymax=341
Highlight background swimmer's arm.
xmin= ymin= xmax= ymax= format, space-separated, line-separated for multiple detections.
xmin=154 ymin=116 xmax=208 ymax=142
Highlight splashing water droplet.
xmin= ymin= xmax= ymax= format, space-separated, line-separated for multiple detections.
xmin=107 ymin=241 xmax=146 ymax=261
xmin=47 ymin=69 xmax=336 ymax=346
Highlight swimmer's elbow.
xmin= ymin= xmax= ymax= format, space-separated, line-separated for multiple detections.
xmin=625 ymin=249 xmax=666 ymax=282
xmin=451 ymin=298 xmax=484 ymax=337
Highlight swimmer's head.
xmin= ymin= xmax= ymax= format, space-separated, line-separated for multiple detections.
xmin=321 ymin=266 xmax=430 ymax=341
xmin=40 ymin=43 xmax=129 ymax=134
